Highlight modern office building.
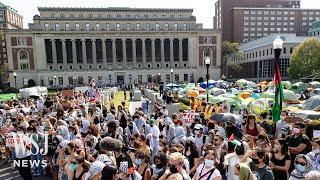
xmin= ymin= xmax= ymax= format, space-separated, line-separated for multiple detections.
xmin=0 ymin=2 xmax=23 ymax=85
xmin=5 ymin=7 xmax=221 ymax=88
xmin=213 ymin=0 xmax=300 ymax=42
xmin=227 ymin=34 xmax=308 ymax=80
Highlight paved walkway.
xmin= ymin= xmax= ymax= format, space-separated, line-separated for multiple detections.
xmin=0 ymin=161 xmax=49 ymax=180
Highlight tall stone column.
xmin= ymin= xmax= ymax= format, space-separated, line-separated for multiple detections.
xmin=82 ymin=39 xmax=87 ymax=67
xmin=170 ymin=38 xmax=174 ymax=67
xmin=112 ymin=38 xmax=116 ymax=67
xmin=151 ymin=38 xmax=156 ymax=68
xmin=160 ymin=38 xmax=165 ymax=68
xmin=122 ymin=38 xmax=127 ymax=68
xmin=72 ymin=39 xmax=77 ymax=68
xmin=62 ymin=39 xmax=67 ymax=69
xmin=102 ymin=39 xmax=107 ymax=69
xmin=179 ymin=38 xmax=183 ymax=67
xmin=92 ymin=39 xmax=97 ymax=69
xmin=142 ymin=38 xmax=146 ymax=68
xmin=51 ymin=39 xmax=57 ymax=69
xmin=132 ymin=38 xmax=137 ymax=69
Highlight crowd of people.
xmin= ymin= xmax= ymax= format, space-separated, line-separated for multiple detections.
xmin=0 ymin=85 xmax=320 ymax=180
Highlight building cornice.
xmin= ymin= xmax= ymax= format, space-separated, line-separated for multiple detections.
xmin=38 ymin=7 xmax=193 ymax=13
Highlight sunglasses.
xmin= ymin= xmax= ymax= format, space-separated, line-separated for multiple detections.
xmin=214 ymin=139 xmax=219 ymax=141
xmin=295 ymin=161 xmax=306 ymax=166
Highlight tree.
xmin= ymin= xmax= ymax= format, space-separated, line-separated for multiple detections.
xmin=221 ymin=41 xmax=240 ymax=76
xmin=27 ymin=79 xmax=36 ymax=87
xmin=197 ymin=77 xmax=204 ymax=83
xmin=288 ymin=38 xmax=320 ymax=79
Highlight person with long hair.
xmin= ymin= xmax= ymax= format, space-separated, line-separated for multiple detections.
xmin=289 ymin=154 xmax=313 ymax=180
xmin=270 ymin=138 xmax=291 ymax=180
xmin=244 ymin=114 xmax=262 ymax=141
xmin=192 ymin=150 xmax=222 ymax=180
xmin=135 ymin=150 xmax=152 ymax=180
xmin=256 ymin=133 xmax=272 ymax=152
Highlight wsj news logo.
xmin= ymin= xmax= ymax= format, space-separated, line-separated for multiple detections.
xmin=6 ymin=133 xmax=49 ymax=168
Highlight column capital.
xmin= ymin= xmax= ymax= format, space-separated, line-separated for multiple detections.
xmin=121 ymin=38 xmax=126 ymax=41
xmin=179 ymin=38 xmax=183 ymax=41
xmin=61 ymin=38 xmax=66 ymax=42
xmin=170 ymin=38 xmax=174 ymax=41
xmin=141 ymin=38 xmax=146 ymax=42
xmin=160 ymin=38 xmax=165 ymax=41
xmin=150 ymin=38 xmax=156 ymax=41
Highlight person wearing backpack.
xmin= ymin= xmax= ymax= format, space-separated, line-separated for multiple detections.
xmin=192 ymin=150 xmax=222 ymax=180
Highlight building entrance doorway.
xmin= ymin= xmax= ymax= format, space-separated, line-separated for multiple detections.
xmin=117 ymin=75 xmax=124 ymax=85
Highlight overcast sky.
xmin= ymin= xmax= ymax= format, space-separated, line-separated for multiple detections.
xmin=1 ymin=0 xmax=319 ymax=29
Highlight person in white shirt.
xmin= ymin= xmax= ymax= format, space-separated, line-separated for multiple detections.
xmin=147 ymin=118 xmax=160 ymax=158
xmin=194 ymin=124 xmax=206 ymax=156
xmin=193 ymin=150 xmax=222 ymax=180
xmin=160 ymin=105 xmax=168 ymax=117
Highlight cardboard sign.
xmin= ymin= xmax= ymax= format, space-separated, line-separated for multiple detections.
xmin=182 ymin=113 xmax=199 ymax=124
xmin=5 ymin=137 xmax=23 ymax=147
xmin=313 ymin=130 xmax=320 ymax=138
xmin=61 ymin=90 xmax=75 ymax=97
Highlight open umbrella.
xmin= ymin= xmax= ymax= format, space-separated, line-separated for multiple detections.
xmin=303 ymin=95 xmax=320 ymax=110
xmin=290 ymin=82 xmax=307 ymax=93
xmin=241 ymin=97 xmax=255 ymax=107
xmin=250 ymin=98 xmax=274 ymax=114
xmin=211 ymin=113 xmax=243 ymax=122
xmin=165 ymin=83 xmax=180 ymax=88
xmin=239 ymin=92 xmax=251 ymax=99
xmin=198 ymin=94 xmax=213 ymax=100
xmin=309 ymin=81 xmax=320 ymax=88
xmin=186 ymin=90 xmax=199 ymax=98
xmin=197 ymin=87 xmax=206 ymax=93
xmin=210 ymin=88 xmax=226 ymax=96
xmin=283 ymin=89 xmax=299 ymax=102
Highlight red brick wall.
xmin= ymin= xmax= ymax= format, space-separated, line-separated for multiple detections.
xmin=11 ymin=37 xmax=17 ymax=46
xmin=12 ymin=48 xmax=35 ymax=70
xmin=27 ymin=37 xmax=32 ymax=46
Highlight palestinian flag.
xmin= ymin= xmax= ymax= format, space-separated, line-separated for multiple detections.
xmin=272 ymin=56 xmax=284 ymax=122
xmin=228 ymin=134 xmax=241 ymax=146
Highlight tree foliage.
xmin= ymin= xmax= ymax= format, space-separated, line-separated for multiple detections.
xmin=222 ymin=41 xmax=240 ymax=56
xmin=288 ymin=38 xmax=320 ymax=79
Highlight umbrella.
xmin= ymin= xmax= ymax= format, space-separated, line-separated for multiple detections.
xmin=186 ymin=90 xmax=199 ymax=98
xmin=198 ymin=94 xmax=213 ymax=100
xmin=290 ymin=82 xmax=307 ymax=93
xmin=282 ymin=81 xmax=292 ymax=89
xmin=165 ymin=83 xmax=180 ymax=88
xmin=211 ymin=113 xmax=243 ymax=122
xmin=230 ymin=88 xmax=240 ymax=95
xmin=309 ymin=81 xmax=320 ymax=88
xmin=303 ymin=95 xmax=320 ymax=110
xmin=241 ymin=97 xmax=255 ymax=107
xmin=283 ymin=89 xmax=299 ymax=102
xmin=250 ymin=98 xmax=274 ymax=114
xmin=260 ymin=92 xmax=275 ymax=99
xmin=200 ymin=80 xmax=216 ymax=89
xmin=210 ymin=88 xmax=226 ymax=96
xmin=239 ymin=92 xmax=251 ymax=99
xmin=209 ymin=96 xmax=241 ymax=110
xmin=197 ymin=87 xmax=206 ymax=93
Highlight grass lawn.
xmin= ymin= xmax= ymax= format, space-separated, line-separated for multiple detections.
xmin=105 ymin=91 xmax=130 ymax=110
xmin=0 ymin=93 xmax=18 ymax=101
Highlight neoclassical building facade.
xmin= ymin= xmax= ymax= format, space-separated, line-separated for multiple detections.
xmin=5 ymin=7 xmax=221 ymax=88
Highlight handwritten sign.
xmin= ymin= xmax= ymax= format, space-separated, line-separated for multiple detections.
xmin=61 ymin=90 xmax=74 ymax=97
xmin=182 ymin=113 xmax=199 ymax=124
xmin=5 ymin=137 xmax=23 ymax=147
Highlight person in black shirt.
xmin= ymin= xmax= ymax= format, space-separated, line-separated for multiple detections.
xmin=286 ymin=122 xmax=312 ymax=173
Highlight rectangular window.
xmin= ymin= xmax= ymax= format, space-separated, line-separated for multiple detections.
xmin=174 ymin=23 xmax=178 ymax=30
xmin=136 ymin=23 xmax=140 ymax=30
xmin=283 ymin=47 xmax=286 ymax=54
xmin=155 ymin=23 xmax=160 ymax=30
xmin=85 ymin=23 xmax=90 ymax=30
xmin=271 ymin=17 xmax=275 ymax=20
xmin=75 ymin=23 xmax=79 ymax=30
xmin=116 ymin=23 xmax=121 ymax=30
xmin=146 ymin=23 xmax=150 ymax=30
xmin=250 ymin=22 xmax=255 ymax=25
xmin=165 ymin=23 xmax=169 ymax=30
xmin=183 ymin=23 xmax=187 ymax=30
xmin=244 ymin=16 xmax=249 ymax=20
xmin=44 ymin=23 xmax=49 ymax=30
xmin=55 ymin=23 xmax=59 ymax=30
xmin=244 ymin=11 xmax=249 ymax=15
xmin=126 ymin=23 xmax=131 ymax=30
xmin=96 ymin=23 xmax=100 ymax=30
xmin=106 ymin=23 xmax=110 ymax=30
xmin=65 ymin=23 xmax=69 ymax=30
xmin=244 ymin=22 xmax=249 ymax=26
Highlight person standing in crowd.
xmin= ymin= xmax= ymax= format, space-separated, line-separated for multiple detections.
xmin=135 ymin=150 xmax=152 ymax=180
xmin=270 ymin=138 xmax=291 ymax=180
xmin=287 ymin=122 xmax=312 ymax=172
xmin=241 ymin=149 xmax=274 ymax=180
xmin=193 ymin=150 xmax=222 ymax=180
xmin=289 ymin=154 xmax=313 ymax=180
xmin=244 ymin=114 xmax=263 ymax=141
xmin=159 ymin=152 xmax=190 ymax=180
xmin=234 ymin=163 xmax=255 ymax=180
xmin=307 ymin=138 xmax=320 ymax=171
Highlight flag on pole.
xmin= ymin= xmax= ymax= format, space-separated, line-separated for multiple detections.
xmin=228 ymin=134 xmax=241 ymax=146
xmin=272 ymin=57 xmax=284 ymax=122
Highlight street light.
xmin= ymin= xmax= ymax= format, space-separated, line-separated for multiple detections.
xmin=205 ymin=57 xmax=211 ymax=102
xmin=170 ymin=68 xmax=173 ymax=92
xmin=54 ymin=75 xmax=57 ymax=90
xmin=273 ymin=36 xmax=283 ymax=79
xmin=13 ymin=72 xmax=17 ymax=98
xmin=73 ymin=76 xmax=77 ymax=87
xmin=273 ymin=36 xmax=284 ymax=121
xmin=41 ymin=77 xmax=44 ymax=86
xmin=158 ymin=73 xmax=161 ymax=83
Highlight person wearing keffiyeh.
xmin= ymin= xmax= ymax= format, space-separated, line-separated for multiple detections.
xmin=289 ymin=154 xmax=313 ymax=180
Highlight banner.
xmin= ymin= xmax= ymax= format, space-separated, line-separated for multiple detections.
xmin=61 ymin=90 xmax=75 ymax=97
xmin=182 ymin=113 xmax=199 ymax=124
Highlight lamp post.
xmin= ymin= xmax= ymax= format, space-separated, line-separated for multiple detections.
xmin=73 ymin=76 xmax=77 ymax=87
xmin=13 ymin=72 xmax=17 ymax=98
xmin=205 ymin=57 xmax=211 ymax=102
xmin=170 ymin=68 xmax=173 ymax=92
xmin=41 ymin=77 xmax=44 ymax=86
xmin=273 ymin=36 xmax=284 ymax=121
xmin=54 ymin=75 xmax=57 ymax=90
xmin=158 ymin=73 xmax=161 ymax=83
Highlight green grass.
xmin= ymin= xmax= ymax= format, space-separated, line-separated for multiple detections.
xmin=0 ymin=93 xmax=18 ymax=100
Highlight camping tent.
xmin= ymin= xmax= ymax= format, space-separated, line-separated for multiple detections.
xmin=19 ymin=86 xmax=48 ymax=98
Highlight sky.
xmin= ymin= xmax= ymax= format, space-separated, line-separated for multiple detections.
xmin=1 ymin=0 xmax=319 ymax=29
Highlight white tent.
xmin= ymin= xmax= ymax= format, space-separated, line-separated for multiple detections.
xmin=19 ymin=86 xmax=47 ymax=98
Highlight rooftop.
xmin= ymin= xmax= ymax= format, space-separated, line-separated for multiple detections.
xmin=240 ymin=34 xmax=308 ymax=51
xmin=38 ymin=7 xmax=193 ymax=13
